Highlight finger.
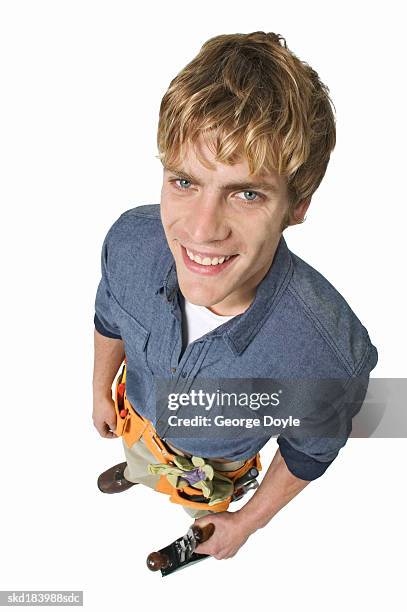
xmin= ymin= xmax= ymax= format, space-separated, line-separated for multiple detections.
xmin=94 ymin=422 xmax=106 ymax=437
xmin=101 ymin=423 xmax=117 ymax=438
xmin=105 ymin=431 xmax=118 ymax=438
xmin=105 ymin=424 xmax=118 ymax=438
xmin=193 ymin=516 xmax=214 ymax=528
xmin=194 ymin=543 xmax=210 ymax=555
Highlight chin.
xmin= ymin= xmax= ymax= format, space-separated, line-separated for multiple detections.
xmin=178 ymin=278 xmax=221 ymax=305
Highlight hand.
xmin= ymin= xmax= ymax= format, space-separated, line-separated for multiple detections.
xmin=92 ymin=394 xmax=118 ymax=438
xmin=193 ymin=511 xmax=253 ymax=560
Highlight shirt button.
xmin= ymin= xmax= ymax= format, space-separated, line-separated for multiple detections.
xmin=171 ymin=367 xmax=177 ymax=373
xmin=181 ymin=371 xmax=187 ymax=378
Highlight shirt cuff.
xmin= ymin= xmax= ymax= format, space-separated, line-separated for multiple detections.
xmin=94 ymin=313 xmax=122 ymax=340
xmin=277 ymin=437 xmax=336 ymax=481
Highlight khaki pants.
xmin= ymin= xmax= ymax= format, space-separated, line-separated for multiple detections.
xmin=122 ymin=437 xmax=245 ymax=519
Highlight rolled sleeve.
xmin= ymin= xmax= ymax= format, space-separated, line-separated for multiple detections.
xmin=94 ymin=312 xmax=122 ymax=339
xmin=277 ymin=341 xmax=378 ymax=481
xmin=94 ymin=232 xmax=122 ymax=340
xmin=277 ymin=436 xmax=335 ymax=480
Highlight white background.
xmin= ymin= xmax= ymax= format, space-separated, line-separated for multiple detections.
xmin=0 ymin=1 xmax=405 ymax=610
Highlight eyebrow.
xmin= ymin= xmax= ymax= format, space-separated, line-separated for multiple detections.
xmin=164 ymin=165 xmax=279 ymax=195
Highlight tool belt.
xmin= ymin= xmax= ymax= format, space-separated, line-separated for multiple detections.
xmin=114 ymin=358 xmax=262 ymax=512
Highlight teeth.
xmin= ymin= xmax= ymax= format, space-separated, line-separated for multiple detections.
xmin=186 ymin=248 xmax=233 ymax=266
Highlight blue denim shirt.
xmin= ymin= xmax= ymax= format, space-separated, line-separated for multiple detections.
xmin=94 ymin=204 xmax=378 ymax=480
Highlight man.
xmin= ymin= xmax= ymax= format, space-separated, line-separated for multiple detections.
xmin=92 ymin=31 xmax=378 ymax=560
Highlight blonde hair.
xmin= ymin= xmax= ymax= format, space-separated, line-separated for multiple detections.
xmin=156 ymin=31 xmax=336 ymax=231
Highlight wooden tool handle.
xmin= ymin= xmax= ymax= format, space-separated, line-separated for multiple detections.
xmin=191 ymin=522 xmax=215 ymax=543
xmin=146 ymin=551 xmax=171 ymax=572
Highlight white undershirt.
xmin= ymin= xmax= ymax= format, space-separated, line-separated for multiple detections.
xmin=180 ymin=297 xmax=236 ymax=348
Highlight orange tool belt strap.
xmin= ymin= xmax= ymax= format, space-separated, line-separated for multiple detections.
xmin=114 ymin=359 xmax=262 ymax=512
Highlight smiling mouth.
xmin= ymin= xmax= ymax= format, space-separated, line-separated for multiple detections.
xmin=181 ymin=245 xmax=239 ymax=266
xmin=180 ymin=244 xmax=239 ymax=274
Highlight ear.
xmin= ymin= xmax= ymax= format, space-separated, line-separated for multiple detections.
xmin=294 ymin=197 xmax=312 ymax=221
xmin=287 ymin=197 xmax=312 ymax=226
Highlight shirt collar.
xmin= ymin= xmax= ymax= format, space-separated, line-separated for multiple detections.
xmin=155 ymin=235 xmax=293 ymax=356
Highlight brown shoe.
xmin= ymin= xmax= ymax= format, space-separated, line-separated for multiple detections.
xmin=97 ymin=461 xmax=138 ymax=494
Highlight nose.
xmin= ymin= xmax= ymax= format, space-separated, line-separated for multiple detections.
xmin=184 ymin=192 xmax=229 ymax=244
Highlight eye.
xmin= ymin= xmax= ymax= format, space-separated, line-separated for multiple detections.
xmin=172 ymin=178 xmax=192 ymax=190
xmin=236 ymin=190 xmax=263 ymax=203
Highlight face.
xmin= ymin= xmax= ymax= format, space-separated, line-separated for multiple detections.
xmin=160 ymin=134 xmax=307 ymax=316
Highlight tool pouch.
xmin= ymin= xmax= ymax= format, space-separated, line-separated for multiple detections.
xmin=113 ymin=360 xmax=148 ymax=447
xmin=114 ymin=363 xmax=128 ymax=437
